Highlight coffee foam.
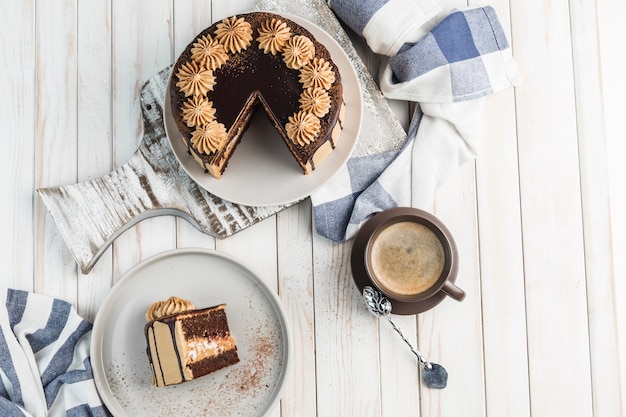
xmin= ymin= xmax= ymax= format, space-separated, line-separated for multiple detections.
xmin=369 ymin=221 xmax=445 ymax=297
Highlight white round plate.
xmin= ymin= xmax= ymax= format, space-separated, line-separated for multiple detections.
xmin=164 ymin=13 xmax=363 ymax=207
xmin=91 ymin=248 xmax=291 ymax=417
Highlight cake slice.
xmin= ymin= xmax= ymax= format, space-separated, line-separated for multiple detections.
xmin=144 ymin=297 xmax=239 ymax=387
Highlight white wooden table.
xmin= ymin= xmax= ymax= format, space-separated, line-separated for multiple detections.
xmin=2 ymin=0 xmax=625 ymax=416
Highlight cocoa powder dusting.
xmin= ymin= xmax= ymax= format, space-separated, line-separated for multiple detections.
xmin=104 ymin=303 xmax=285 ymax=417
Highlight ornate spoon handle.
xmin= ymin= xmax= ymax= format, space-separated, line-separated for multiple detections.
xmin=385 ymin=316 xmax=432 ymax=370
xmin=363 ymin=286 xmax=448 ymax=389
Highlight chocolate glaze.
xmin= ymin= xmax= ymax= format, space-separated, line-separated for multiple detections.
xmin=170 ymin=12 xmax=343 ymax=175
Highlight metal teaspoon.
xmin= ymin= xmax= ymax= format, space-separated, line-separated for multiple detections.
xmin=363 ymin=286 xmax=448 ymax=389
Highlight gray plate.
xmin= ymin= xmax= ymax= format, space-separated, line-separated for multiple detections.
xmin=91 ymin=248 xmax=291 ymax=417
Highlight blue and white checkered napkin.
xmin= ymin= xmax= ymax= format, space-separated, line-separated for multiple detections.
xmin=0 ymin=288 xmax=110 ymax=417
xmin=311 ymin=0 xmax=520 ymax=242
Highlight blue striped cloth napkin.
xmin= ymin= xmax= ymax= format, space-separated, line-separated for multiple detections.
xmin=0 ymin=288 xmax=110 ymax=416
xmin=311 ymin=0 xmax=520 ymax=241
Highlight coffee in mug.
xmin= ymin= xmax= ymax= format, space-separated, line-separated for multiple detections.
xmin=369 ymin=221 xmax=445 ymax=297
xmin=362 ymin=209 xmax=465 ymax=304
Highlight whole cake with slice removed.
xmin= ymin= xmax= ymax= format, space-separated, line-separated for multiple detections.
xmin=169 ymin=11 xmax=345 ymax=179
xmin=144 ymin=296 xmax=239 ymax=387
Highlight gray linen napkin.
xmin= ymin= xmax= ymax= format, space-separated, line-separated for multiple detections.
xmin=311 ymin=0 xmax=520 ymax=241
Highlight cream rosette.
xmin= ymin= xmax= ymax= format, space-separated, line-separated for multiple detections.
xmin=191 ymin=120 xmax=228 ymax=154
xmin=181 ymin=96 xmax=216 ymax=128
xmin=257 ymin=18 xmax=292 ymax=55
xmin=145 ymin=296 xmax=196 ymax=321
xmin=175 ymin=60 xmax=216 ymax=97
xmin=215 ymin=16 xmax=253 ymax=54
xmin=286 ymin=110 xmax=321 ymax=147
xmin=282 ymin=35 xmax=315 ymax=70
xmin=190 ymin=34 xmax=229 ymax=70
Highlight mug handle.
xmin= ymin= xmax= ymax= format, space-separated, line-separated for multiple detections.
xmin=442 ymin=281 xmax=466 ymax=301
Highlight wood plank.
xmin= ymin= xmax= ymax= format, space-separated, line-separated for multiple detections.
xmin=276 ymin=204 xmax=316 ymax=417
xmin=476 ymin=87 xmax=530 ymax=416
xmin=596 ymin=0 xmax=626 ymax=413
xmin=215 ymin=217 xmax=278 ymax=288
xmin=313 ymin=236 xmax=382 ymax=416
xmin=423 ymin=164 xmax=485 ymax=417
xmin=510 ymin=0 xmax=593 ymax=415
xmin=34 ymin=0 xmax=79 ymax=304
xmin=110 ymin=0 xmax=177 ymax=281
xmin=379 ymin=313 xmax=421 ymax=417
xmin=472 ymin=1 xmax=531 ymax=415
xmin=76 ymin=0 xmax=114 ymax=321
xmin=570 ymin=0 xmax=624 ymax=414
xmin=0 ymin=0 xmax=36 ymax=291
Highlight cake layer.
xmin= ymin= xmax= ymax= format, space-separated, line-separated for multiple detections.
xmin=145 ymin=303 xmax=239 ymax=387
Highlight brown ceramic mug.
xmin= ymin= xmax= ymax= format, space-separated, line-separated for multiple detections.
xmin=361 ymin=208 xmax=465 ymax=304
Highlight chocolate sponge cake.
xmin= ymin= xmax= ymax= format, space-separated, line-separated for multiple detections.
xmin=145 ymin=297 xmax=239 ymax=387
xmin=169 ymin=11 xmax=344 ymax=179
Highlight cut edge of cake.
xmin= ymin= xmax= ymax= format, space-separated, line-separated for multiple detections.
xmin=145 ymin=298 xmax=240 ymax=387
